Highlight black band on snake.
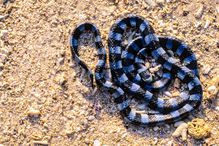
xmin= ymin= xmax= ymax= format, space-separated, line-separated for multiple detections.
xmin=70 ymin=15 xmax=202 ymax=125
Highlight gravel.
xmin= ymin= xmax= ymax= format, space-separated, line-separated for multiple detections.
xmin=0 ymin=0 xmax=218 ymax=145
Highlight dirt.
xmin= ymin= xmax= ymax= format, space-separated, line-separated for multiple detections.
xmin=0 ymin=0 xmax=218 ymax=145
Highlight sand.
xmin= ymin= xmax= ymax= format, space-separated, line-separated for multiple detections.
xmin=0 ymin=0 xmax=218 ymax=145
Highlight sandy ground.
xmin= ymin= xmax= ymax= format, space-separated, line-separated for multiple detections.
xmin=0 ymin=0 xmax=219 ymax=145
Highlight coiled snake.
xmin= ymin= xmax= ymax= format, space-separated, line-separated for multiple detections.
xmin=70 ymin=15 xmax=202 ymax=125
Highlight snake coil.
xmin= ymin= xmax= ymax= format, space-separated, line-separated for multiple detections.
xmin=70 ymin=15 xmax=202 ymax=125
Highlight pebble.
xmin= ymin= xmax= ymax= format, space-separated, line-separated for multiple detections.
xmin=202 ymin=65 xmax=212 ymax=75
xmin=215 ymin=106 xmax=219 ymax=112
xmin=93 ymin=139 xmax=101 ymax=146
xmin=153 ymin=126 xmax=159 ymax=131
xmin=144 ymin=0 xmax=157 ymax=7
xmin=216 ymin=5 xmax=219 ymax=13
xmin=207 ymin=85 xmax=217 ymax=95
xmin=121 ymin=133 xmax=127 ymax=139
xmin=0 ymin=30 xmax=8 ymax=40
xmin=145 ymin=62 xmax=150 ymax=68
xmin=204 ymin=19 xmax=211 ymax=29
xmin=0 ymin=63 xmax=3 ymax=70
xmin=172 ymin=123 xmax=188 ymax=141
xmin=166 ymin=0 xmax=172 ymax=2
xmin=32 ymin=140 xmax=48 ymax=146
xmin=27 ymin=107 xmax=41 ymax=117
xmin=0 ymin=15 xmax=9 ymax=21
xmin=65 ymin=121 xmax=74 ymax=135
xmin=156 ymin=0 xmax=165 ymax=4
xmin=195 ymin=21 xmax=202 ymax=28
xmin=195 ymin=4 xmax=204 ymax=19
xmin=188 ymin=118 xmax=211 ymax=139
xmin=57 ymin=57 xmax=64 ymax=66
xmin=88 ymin=115 xmax=95 ymax=121
xmin=65 ymin=128 xmax=73 ymax=135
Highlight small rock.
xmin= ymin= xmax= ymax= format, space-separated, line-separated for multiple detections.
xmin=0 ymin=15 xmax=9 ymax=21
xmin=204 ymin=19 xmax=211 ymax=29
xmin=0 ymin=30 xmax=8 ymax=40
xmin=207 ymin=85 xmax=217 ymax=95
xmin=31 ymin=130 xmax=43 ymax=140
xmin=57 ymin=57 xmax=64 ymax=66
xmin=32 ymin=140 xmax=48 ymax=146
xmin=205 ymin=75 xmax=219 ymax=98
xmin=181 ymin=127 xmax=188 ymax=141
xmin=202 ymin=65 xmax=212 ymax=75
xmin=195 ymin=4 xmax=204 ymax=19
xmin=65 ymin=122 xmax=74 ymax=135
xmin=195 ymin=21 xmax=202 ymax=28
xmin=216 ymin=5 xmax=219 ymax=13
xmin=65 ymin=128 xmax=73 ymax=135
xmin=156 ymin=0 xmax=165 ymax=4
xmin=188 ymin=118 xmax=211 ymax=139
xmin=0 ymin=63 xmax=4 ymax=70
xmin=27 ymin=107 xmax=40 ymax=117
xmin=145 ymin=62 xmax=150 ymax=68
xmin=144 ymin=0 xmax=157 ymax=7
xmin=153 ymin=126 xmax=159 ymax=131
xmin=121 ymin=133 xmax=127 ymax=139
xmin=215 ymin=106 xmax=219 ymax=112
xmin=172 ymin=123 xmax=188 ymax=141
xmin=93 ymin=139 xmax=101 ymax=146
xmin=88 ymin=115 xmax=95 ymax=121
xmin=166 ymin=0 xmax=172 ymax=2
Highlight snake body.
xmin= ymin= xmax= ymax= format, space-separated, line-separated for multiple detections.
xmin=70 ymin=15 xmax=202 ymax=125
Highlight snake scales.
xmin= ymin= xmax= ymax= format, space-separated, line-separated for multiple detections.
xmin=70 ymin=15 xmax=202 ymax=125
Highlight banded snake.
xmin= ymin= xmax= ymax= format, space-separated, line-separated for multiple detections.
xmin=70 ymin=15 xmax=202 ymax=125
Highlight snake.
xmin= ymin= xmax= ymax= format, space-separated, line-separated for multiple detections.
xmin=70 ymin=15 xmax=202 ymax=125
